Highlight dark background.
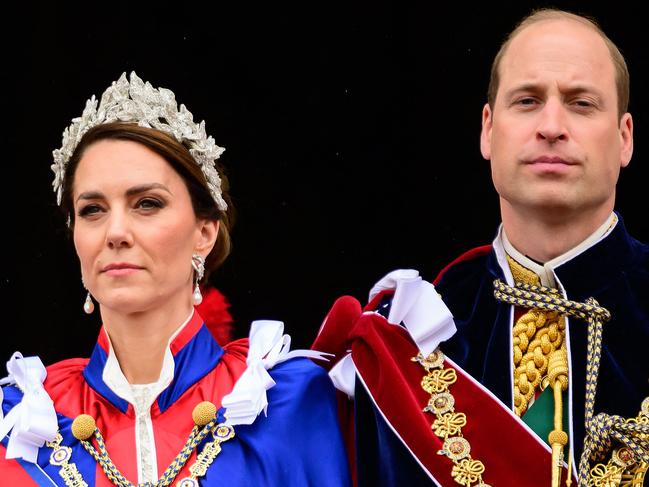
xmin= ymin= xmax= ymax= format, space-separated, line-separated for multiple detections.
xmin=3 ymin=1 xmax=649 ymax=364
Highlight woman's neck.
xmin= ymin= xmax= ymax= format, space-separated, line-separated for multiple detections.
xmin=100 ymin=295 xmax=194 ymax=384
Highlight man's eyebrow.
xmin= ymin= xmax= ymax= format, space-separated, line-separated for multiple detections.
xmin=503 ymin=83 xmax=604 ymax=100
xmin=76 ymin=183 xmax=172 ymax=203
xmin=502 ymin=83 xmax=544 ymax=100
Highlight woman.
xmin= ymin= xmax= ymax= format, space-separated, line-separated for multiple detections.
xmin=0 ymin=72 xmax=350 ymax=486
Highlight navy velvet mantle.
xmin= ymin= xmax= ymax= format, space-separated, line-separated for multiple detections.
xmin=436 ymin=215 xmax=649 ymax=461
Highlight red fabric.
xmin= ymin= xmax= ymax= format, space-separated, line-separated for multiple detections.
xmin=433 ymin=245 xmax=492 ymax=285
xmin=314 ymin=292 xmax=577 ymax=485
xmin=195 ymin=287 xmax=234 ymax=345
xmin=312 ymin=295 xmax=363 ymax=370
xmin=311 ymin=295 xmax=363 ymax=486
xmin=42 ymin=339 xmax=248 ymax=486
xmin=350 ymin=311 xmax=566 ymax=485
xmin=170 ymin=310 xmax=206 ymax=354
xmin=363 ymin=289 xmax=394 ymax=313
xmin=0 ymin=444 xmax=40 ymax=485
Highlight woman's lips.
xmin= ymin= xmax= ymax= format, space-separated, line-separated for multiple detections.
xmin=104 ymin=267 xmax=141 ymax=277
xmin=101 ymin=263 xmax=143 ymax=276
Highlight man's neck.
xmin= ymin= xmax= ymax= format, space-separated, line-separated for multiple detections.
xmin=500 ymin=202 xmax=615 ymax=263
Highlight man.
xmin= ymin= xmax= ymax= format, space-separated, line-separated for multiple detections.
xmin=314 ymin=9 xmax=649 ymax=486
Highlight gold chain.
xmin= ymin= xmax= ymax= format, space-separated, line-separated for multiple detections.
xmin=45 ymin=402 xmax=234 ymax=487
xmin=588 ymin=397 xmax=649 ymax=487
xmin=412 ymin=350 xmax=491 ymax=487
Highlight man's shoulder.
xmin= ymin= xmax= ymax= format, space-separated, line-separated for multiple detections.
xmin=434 ymin=244 xmax=493 ymax=289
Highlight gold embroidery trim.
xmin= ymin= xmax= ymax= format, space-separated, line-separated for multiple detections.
xmin=413 ymin=350 xmax=491 ymax=487
xmin=46 ymin=433 xmax=89 ymax=487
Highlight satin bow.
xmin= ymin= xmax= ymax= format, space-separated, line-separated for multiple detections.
xmin=222 ymin=320 xmax=330 ymax=426
xmin=329 ymin=269 xmax=458 ymax=398
xmin=369 ymin=269 xmax=457 ymax=357
xmin=0 ymin=352 xmax=58 ymax=463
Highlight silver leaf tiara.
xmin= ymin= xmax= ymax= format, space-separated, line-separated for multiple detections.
xmin=51 ymin=72 xmax=228 ymax=211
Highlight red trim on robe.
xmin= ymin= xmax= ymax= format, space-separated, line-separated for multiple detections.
xmin=433 ymin=245 xmax=492 ymax=285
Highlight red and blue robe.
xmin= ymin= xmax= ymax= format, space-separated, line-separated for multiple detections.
xmin=1 ymin=311 xmax=351 ymax=486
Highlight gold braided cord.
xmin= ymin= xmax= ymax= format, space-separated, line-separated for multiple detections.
xmin=505 ymin=256 xmax=572 ymax=484
xmin=507 ymin=257 xmax=567 ymax=417
xmin=548 ymin=345 xmax=570 ymax=487
xmin=587 ymin=403 xmax=649 ymax=487
xmin=513 ymin=308 xmax=566 ymax=415
xmin=45 ymin=403 xmax=235 ymax=487
xmin=493 ymin=279 xmax=622 ymax=486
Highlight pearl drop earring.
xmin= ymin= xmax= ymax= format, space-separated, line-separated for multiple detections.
xmin=191 ymin=254 xmax=206 ymax=305
xmin=83 ymin=291 xmax=95 ymax=314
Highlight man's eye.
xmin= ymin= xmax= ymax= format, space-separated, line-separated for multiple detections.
xmin=574 ymin=99 xmax=594 ymax=108
xmin=517 ymin=98 xmax=537 ymax=106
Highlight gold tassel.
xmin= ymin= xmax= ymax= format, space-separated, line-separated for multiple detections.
xmin=547 ymin=346 xmax=569 ymax=487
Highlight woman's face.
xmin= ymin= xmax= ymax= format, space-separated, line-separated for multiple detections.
xmin=72 ymin=139 xmax=217 ymax=314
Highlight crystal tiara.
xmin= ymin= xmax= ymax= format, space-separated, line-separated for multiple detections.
xmin=51 ymin=72 xmax=227 ymax=211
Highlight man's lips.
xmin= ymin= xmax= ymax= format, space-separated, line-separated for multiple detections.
xmin=527 ymin=156 xmax=576 ymax=165
xmin=524 ymin=156 xmax=578 ymax=174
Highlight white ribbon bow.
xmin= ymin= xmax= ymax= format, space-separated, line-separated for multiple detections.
xmin=329 ymin=270 xmax=457 ymax=397
xmin=0 ymin=352 xmax=58 ymax=463
xmin=369 ymin=269 xmax=456 ymax=356
xmin=222 ymin=320 xmax=330 ymax=426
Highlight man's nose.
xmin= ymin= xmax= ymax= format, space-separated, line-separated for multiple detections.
xmin=536 ymin=99 xmax=568 ymax=144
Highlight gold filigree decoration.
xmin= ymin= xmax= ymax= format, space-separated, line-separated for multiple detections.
xmin=590 ymin=464 xmax=623 ymax=487
xmin=421 ymin=367 xmax=457 ymax=394
xmin=451 ymin=458 xmax=486 ymax=486
xmin=432 ymin=412 xmax=467 ymax=438
xmin=413 ymin=350 xmax=490 ymax=487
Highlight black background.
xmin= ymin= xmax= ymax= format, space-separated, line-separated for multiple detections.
xmin=3 ymin=1 xmax=649 ymax=365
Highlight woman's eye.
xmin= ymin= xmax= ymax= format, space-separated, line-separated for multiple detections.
xmin=78 ymin=204 xmax=103 ymax=217
xmin=137 ymin=198 xmax=164 ymax=210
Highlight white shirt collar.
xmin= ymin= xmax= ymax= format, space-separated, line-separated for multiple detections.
xmin=495 ymin=213 xmax=618 ymax=287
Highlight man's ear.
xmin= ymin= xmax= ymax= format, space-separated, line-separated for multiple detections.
xmin=480 ymin=103 xmax=493 ymax=161
xmin=619 ymin=112 xmax=634 ymax=168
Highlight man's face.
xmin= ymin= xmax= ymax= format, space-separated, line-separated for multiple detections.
xmin=480 ymin=19 xmax=633 ymax=220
